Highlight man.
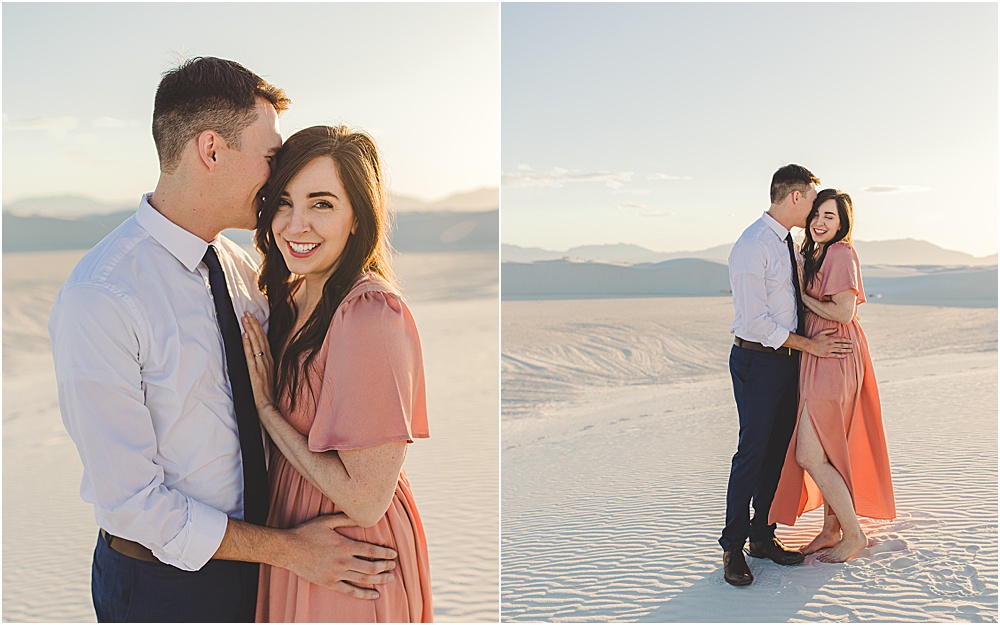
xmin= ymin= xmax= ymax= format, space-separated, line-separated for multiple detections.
xmin=721 ymin=164 xmax=852 ymax=586
xmin=50 ymin=57 xmax=396 ymax=621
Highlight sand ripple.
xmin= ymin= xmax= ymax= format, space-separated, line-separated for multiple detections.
xmin=502 ymin=298 xmax=731 ymax=420
xmin=502 ymin=299 xmax=997 ymax=622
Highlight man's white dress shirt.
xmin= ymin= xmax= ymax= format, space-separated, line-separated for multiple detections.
xmin=728 ymin=212 xmax=800 ymax=349
xmin=49 ymin=194 xmax=268 ymax=571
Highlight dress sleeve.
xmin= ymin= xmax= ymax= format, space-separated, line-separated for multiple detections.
xmin=308 ymin=290 xmax=429 ymax=452
xmin=819 ymin=242 xmax=864 ymax=303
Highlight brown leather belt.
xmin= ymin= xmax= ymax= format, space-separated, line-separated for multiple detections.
xmin=734 ymin=337 xmax=794 ymax=357
xmin=100 ymin=529 xmax=159 ymax=563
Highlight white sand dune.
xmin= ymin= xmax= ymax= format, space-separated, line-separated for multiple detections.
xmin=2 ymin=249 xmax=498 ymax=623
xmin=501 ymin=297 xmax=997 ymax=622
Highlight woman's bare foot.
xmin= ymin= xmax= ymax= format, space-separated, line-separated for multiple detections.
xmin=817 ymin=532 xmax=867 ymax=563
xmin=801 ymin=530 xmax=842 ymax=555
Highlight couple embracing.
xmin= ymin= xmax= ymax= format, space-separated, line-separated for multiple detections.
xmin=721 ymin=164 xmax=896 ymax=586
xmin=50 ymin=57 xmax=432 ymax=621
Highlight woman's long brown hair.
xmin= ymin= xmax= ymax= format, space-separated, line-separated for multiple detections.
xmin=801 ymin=188 xmax=854 ymax=290
xmin=255 ymin=125 xmax=395 ymax=411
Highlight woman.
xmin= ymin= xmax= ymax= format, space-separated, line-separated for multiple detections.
xmin=240 ymin=125 xmax=432 ymax=621
xmin=769 ymin=189 xmax=895 ymax=563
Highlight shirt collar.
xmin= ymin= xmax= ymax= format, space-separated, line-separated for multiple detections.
xmin=761 ymin=211 xmax=790 ymax=242
xmin=135 ymin=193 xmax=212 ymax=272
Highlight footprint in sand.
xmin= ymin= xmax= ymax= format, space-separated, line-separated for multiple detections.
xmin=962 ymin=565 xmax=987 ymax=593
xmin=957 ymin=605 xmax=981 ymax=616
xmin=580 ymin=425 xmax=594 ymax=432
xmin=887 ymin=556 xmax=918 ymax=570
xmin=868 ymin=538 xmax=907 ymax=556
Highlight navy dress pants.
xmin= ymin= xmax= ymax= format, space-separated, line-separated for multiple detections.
xmin=92 ymin=530 xmax=258 ymax=622
xmin=719 ymin=343 xmax=799 ymax=552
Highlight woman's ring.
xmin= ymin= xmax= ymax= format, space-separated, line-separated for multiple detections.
xmin=255 ymin=351 xmax=264 ymax=357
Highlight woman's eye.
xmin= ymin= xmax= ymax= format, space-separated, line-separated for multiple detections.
xmin=314 ymin=200 xmax=333 ymax=209
xmin=277 ymin=198 xmax=291 ymax=208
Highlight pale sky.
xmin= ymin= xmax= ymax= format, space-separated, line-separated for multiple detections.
xmin=502 ymin=3 xmax=998 ymax=257
xmin=2 ymin=3 xmax=499 ymax=208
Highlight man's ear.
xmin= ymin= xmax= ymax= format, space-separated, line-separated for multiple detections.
xmin=196 ymin=130 xmax=222 ymax=171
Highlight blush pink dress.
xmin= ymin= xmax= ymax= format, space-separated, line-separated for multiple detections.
xmin=256 ymin=274 xmax=433 ymax=622
xmin=770 ymin=242 xmax=896 ymax=526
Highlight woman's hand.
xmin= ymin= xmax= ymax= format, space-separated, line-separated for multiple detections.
xmin=241 ymin=312 xmax=276 ymax=412
xmin=802 ymin=292 xmax=818 ymax=312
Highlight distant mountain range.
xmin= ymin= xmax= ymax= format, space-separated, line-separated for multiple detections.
xmin=390 ymin=187 xmax=497 ymax=213
xmin=2 ymin=194 xmax=498 ymax=254
xmin=2 ymin=188 xmax=498 ymax=219
xmin=503 ymin=240 xmax=997 ymax=267
xmin=501 ymin=257 xmax=998 ymax=307
xmin=502 ymin=258 xmax=732 ymax=299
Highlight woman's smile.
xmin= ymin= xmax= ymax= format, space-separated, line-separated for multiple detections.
xmin=286 ymin=240 xmax=320 ymax=258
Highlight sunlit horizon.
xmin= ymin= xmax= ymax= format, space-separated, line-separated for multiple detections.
xmin=2 ymin=185 xmax=500 ymax=215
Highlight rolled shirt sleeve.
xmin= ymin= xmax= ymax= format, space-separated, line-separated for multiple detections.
xmin=50 ymin=283 xmax=228 ymax=571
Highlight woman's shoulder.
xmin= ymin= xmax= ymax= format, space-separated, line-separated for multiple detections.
xmin=826 ymin=240 xmax=859 ymax=262
xmin=828 ymin=240 xmax=855 ymax=253
xmin=341 ymin=272 xmax=401 ymax=304
xmin=332 ymin=272 xmax=407 ymax=327
xmin=320 ymin=273 xmax=418 ymax=360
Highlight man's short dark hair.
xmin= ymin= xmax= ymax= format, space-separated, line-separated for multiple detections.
xmin=152 ymin=57 xmax=290 ymax=173
xmin=770 ymin=164 xmax=820 ymax=203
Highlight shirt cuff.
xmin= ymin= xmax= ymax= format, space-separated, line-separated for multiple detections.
xmin=152 ymin=498 xmax=229 ymax=571
xmin=763 ymin=327 xmax=790 ymax=350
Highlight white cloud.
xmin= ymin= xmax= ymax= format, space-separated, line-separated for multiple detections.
xmin=647 ymin=173 xmax=692 ymax=181
xmin=503 ymin=165 xmax=633 ymax=190
xmin=617 ymin=201 xmax=671 ymax=218
xmin=4 ymin=115 xmax=77 ymax=137
xmin=91 ymin=117 xmax=139 ymax=129
xmin=861 ymin=185 xmax=932 ymax=194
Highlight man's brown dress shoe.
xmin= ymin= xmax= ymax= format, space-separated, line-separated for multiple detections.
xmin=747 ymin=537 xmax=805 ymax=565
xmin=723 ymin=548 xmax=753 ymax=586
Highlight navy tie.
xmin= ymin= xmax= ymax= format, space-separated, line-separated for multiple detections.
xmin=203 ymin=245 xmax=269 ymax=526
xmin=785 ymin=233 xmax=806 ymax=336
